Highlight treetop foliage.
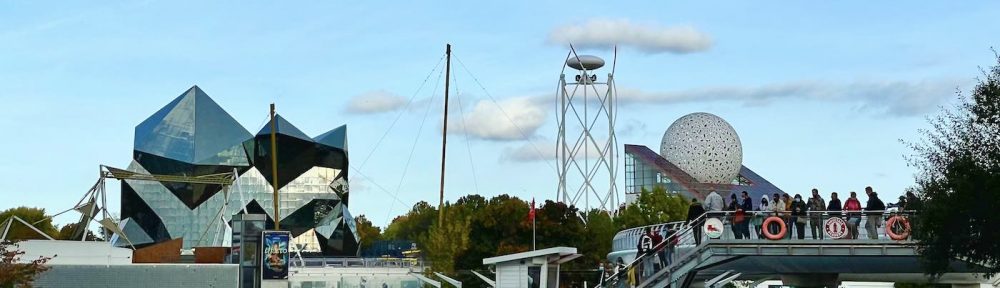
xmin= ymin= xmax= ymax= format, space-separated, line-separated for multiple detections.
xmin=907 ymin=51 xmax=1000 ymax=277
xmin=1 ymin=241 xmax=52 ymax=288
xmin=374 ymin=187 xmax=688 ymax=286
xmin=0 ymin=207 xmax=58 ymax=241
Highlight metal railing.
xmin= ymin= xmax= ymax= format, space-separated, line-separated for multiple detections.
xmin=291 ymin=257 xmax=428 ymax=270
xmin=600 ymin=210 xmax=918 ymax=288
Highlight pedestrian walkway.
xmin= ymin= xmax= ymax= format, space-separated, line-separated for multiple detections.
xmin=600 ymin=211 xmax=993 ymax=288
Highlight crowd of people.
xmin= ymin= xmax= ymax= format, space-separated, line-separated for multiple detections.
xmin=684 ymin=186 xmax=922 ymax=241
xmin=608 ymin=186 xmax=923 ymax=286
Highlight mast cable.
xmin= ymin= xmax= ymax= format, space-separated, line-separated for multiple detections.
xmin=357 ymin=54 xmax=446 ymax=171
xmin=452 ymin=54 xmax=559 ymax=174
xmin=381 ymin=65 xmax=446 ymax=227
xmin=452 ymin=67 xmax=481 ymax=195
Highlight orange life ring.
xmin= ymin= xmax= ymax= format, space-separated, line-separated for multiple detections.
xmin=885 ymin=215 xmax=911 ymax=240
xmin=762 ymin=216 xmax=786 ymax=240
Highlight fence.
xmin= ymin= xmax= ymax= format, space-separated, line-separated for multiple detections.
xmin=601 ymin=210 xmax=918 ymax=288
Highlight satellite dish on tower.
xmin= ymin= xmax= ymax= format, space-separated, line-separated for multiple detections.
xmin=565 ymin=55 xmax=605 ymax=71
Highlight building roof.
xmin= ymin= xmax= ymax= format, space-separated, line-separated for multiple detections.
xmin=624 ymin=144 xmax=784 ymax=203
xmin=482 ymin=247 xmax=580 ymax=265
xmin=134 ymin=85 xmax=252 ymax=166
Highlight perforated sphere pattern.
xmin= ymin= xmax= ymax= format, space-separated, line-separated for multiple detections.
xmin=660 ymin=112 xmax=743 ymax=184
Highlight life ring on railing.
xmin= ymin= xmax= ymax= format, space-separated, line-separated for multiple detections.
xmin=885 ymin=215 xmax=911 ymax=240
xmin=762 ymin=216 xmax=786 ymax=240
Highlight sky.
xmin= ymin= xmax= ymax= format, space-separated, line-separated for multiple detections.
xmin=1 ymin=1 xmax=999 ymax=228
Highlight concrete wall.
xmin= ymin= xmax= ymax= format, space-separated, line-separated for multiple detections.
xmin=288 ymin=267 xmax=422 ymax=288
xmin=18 ymin=240 xmax=132 ymax=265
xmin=33 ymin=264 xmax=238 ymax=288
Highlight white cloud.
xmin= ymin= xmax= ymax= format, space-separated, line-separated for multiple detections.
xmin=442 ymin=79 xmax=955 ymax=145
xmin=502 ymin=137 xmax=611 ymax=163
xmin=548 ymin=19 xmax=712 ymax=54
xmin=617 ymin=79 xmax=963 ymax=116
xmin=502 ymin=139 xmax=556 ymax=162
xmin=345 ymin=90 xmax=408 ymax=114
xmin=448 ymin=96 xmax=547 ymax=141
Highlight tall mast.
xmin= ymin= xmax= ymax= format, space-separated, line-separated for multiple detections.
xmin=270 ymin=103 xmax=280 ymax=230
xmin=438 ymin=44 xmax=451 ymax=225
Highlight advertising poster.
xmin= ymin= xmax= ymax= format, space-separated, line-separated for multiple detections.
xmin=261 ymin=230 xmax=290 ymax=280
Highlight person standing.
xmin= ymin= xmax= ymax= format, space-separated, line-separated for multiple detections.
xmin=755 ymin=195 xmax=771 ymax=238
xmin=782 ymin=194 xmax=793 ymax=239
xmin=790 ymin=194 xmax=808 ymax=239
xmin=771 ymin=193 xmax=784 ymax=214
xmin=705 ymin=191 xmax=724 ymax=213
xmin=808 ymin=189 xmax=826 ymax=239
xmin=686 ymin=198 xmax=706 ymax=245
xmin=904 ymin=190 xmax=922 ymax=236
xmin=636 ymin=227 xmax=654 ymax=279
xmin=864 ymin=187 xmax=886 ymax=240
xmin=904 ymin=191 xmax=922 ymax=211
xmin=726 ymin=193 xmax=741 ymax=239
xmin=843 ymin=191 xmax=863 ymax=239
xmin=651 ymin=228 xmax=664 ymax=271
xmin=665 ymin=228 xmax=678 ymax=266
xmin=827 ymin=192 xmax=842 ymax=219
xmin=740 ymin=191 xmax=754 ymax=239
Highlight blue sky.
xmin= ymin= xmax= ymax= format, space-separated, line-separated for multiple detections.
xmin=2 ymin=1 xmax=998 ymax=227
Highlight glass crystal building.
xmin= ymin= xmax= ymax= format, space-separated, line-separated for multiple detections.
xmin=116 ymin=86 xmax=359 ymax=256
xmin=623 ymin=144 xmax=784 ymax=203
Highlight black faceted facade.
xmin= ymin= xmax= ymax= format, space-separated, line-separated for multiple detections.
xmin=116 ymin=85 xmax=358 ymax=256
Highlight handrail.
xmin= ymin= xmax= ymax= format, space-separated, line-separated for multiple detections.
xmin=613 ymin=209 xmax=914 ymax=237
xmin=602 ymin=213 xmax=711 ymax=285
xmin=600 ymin=210 xmax=918 ymax=287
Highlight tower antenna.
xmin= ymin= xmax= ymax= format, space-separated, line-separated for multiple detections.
xmin=438 ymin=44 xmax=452 ymax=225
xmin=556 ymin=45 xmax=619 ymax=212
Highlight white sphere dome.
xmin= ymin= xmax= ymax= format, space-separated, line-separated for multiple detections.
xmin=660 ymin=112 xmax=743 ymax=184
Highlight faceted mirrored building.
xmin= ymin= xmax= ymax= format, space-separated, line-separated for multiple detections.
xmin=117 ymin=85 xmax=359 ymax=256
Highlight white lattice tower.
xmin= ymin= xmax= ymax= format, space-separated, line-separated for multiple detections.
xmin=556 ymin=49 xmax=618 ymax=212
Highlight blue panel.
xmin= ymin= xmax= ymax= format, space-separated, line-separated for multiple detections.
xmin=314 ymin=125 xmax=347 ymax=151
xmin=133 ymin=85 xmax=251 ymax=166
xmin=191 ymin=87 xmax=252 ymax=165
xmin=134 ymin=87 xmax=197 ymax=162
xmin=256 ymin=114 xmax=312 ymax=142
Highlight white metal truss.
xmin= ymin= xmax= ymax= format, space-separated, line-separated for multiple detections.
xmin=23 ymin=165 xmax=237 ymax=250
xmin=1 ymin=215 xmax=55 ymax=241
xmin=556 ymin=46 xmax=619 ymax=213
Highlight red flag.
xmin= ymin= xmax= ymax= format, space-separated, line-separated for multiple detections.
xmin=528 ymin=198 xmax=536 ymax=222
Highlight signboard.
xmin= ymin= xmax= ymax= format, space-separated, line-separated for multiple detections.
xmin=824 ymin=217 xmax=849 ymax=239
xmin=261 ymin=230 xmax=290 ymax=280
xmin=704 ymin=218 xmax=725 ymax=239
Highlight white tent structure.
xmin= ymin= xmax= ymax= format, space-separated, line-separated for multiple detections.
xmin=482 ymin=247 xmax=582 ymax=288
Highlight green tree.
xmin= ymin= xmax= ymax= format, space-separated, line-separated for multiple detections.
xmin=55 ymin=223 xmax=102 ymax=241
xmin=354 ymin=215 xmax=381 ymax=251
xmin=454 ymin=194 xmax=530 ymax=271
xmin=535 ymin=200 xmax=585 ymax=251
xmin=614 ymin=186 xmax=688 ymax=230
xmin=0 ymin=207 xmax=58 ymax=240
xmin=579 ymin=209 xmax=616 ymax=268
xmin=906 ymin=52 xmax=1000 ymax=277
xmin=383 ymin=201 xmax=437 ymax=242
xmin=420 ymin=203 xmax=471 ymax=275
xmin=0 ymin=241 xmax=52 ymax=288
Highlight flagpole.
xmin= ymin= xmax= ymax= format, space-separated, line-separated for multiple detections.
xmin=532 ymin=198 xmax=536 ymax=251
